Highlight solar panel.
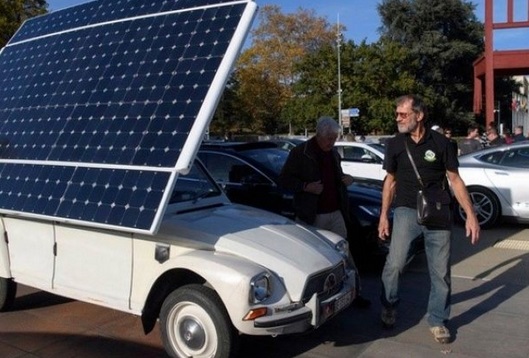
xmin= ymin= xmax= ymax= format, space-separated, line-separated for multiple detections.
xmin=0 ymin=0 xmax=257 ymax=234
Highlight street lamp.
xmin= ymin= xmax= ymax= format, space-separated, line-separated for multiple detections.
xmin=336 ymin=17 xmax=343 ymax=137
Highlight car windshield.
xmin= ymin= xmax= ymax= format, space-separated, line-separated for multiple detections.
xmin=367 ymin=143 xmax=385 ymax=154
xmin=169 ymin=162 xmax=222 ymax=204
xmin=238 ymin=148 xmax=289 ymax=175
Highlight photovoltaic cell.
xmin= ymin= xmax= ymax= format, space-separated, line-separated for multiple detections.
xmin=0 ymin=0 xmax=257 ymax=233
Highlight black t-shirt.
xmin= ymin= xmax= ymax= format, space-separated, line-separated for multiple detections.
xmin=383 ymin=129 xmax=459 ymax=208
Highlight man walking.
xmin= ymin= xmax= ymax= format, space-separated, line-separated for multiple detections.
xmin=378 ymin=95 xmax=480 ymax=344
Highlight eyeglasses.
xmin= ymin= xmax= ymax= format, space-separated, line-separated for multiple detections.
xmin=395 ymin=111 xmax=414 ymax=119
xmin=444 ymin=131 xmax=452 ymax=135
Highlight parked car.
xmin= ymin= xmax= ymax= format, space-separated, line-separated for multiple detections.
xmin=1 ymin=159 xmax=356 ymax=357
xmin=456 ymin=141 xmax=529 ymax=228
xmin=269 ymin=137 xmax=307 ymax=151
xmin=198 ymin=141 xmax=391 ymax=269
xmin=334 ymin=141 xmax=387 ymax=181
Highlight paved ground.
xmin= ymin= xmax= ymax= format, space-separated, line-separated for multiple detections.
xmin=1 ymin=223 xmax=528 ymax=357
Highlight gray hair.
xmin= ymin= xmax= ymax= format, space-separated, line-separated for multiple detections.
xmin=396 ymin=94 xmax=428 ymax=121
xmin=316 ymin=116 xmax=340 ymax=136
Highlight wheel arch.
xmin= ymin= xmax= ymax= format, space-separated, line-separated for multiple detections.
xmin=140 ymin=251 xmax=278 ymax=335
xmin=458 ymin=185 xmax=502 ymax=228
xmin=141 ymin=267 xmax=205 ymax=334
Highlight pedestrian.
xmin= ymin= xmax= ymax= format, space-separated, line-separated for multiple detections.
xmin=458 ymin=124 xmax=482 ymax=155
xmin=513 ymin=125 xmax=526 ymax=142
xmin=502 ymin=128 xmax=514 ymax=144
xmin=459 ymin=125 xmax=483 ymax=155
xmin=378 ymin=95 xmax=480 ymax=344
xmin=486 ymin=127 xmax=506 ymax=147
xmin=443 ymin=127 xmax=458 ymax=154
xmin=480 ymin=122 xmax=494 ymax=148
xmin=279 ymin=116 xmax=371 ymax=309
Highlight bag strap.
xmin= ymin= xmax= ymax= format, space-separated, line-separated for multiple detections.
xmin=404 ymin=140 xmax=424 ymax=188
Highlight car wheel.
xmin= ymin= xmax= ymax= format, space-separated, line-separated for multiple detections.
xmin=160 ymin=284 xmax=237 ymax=358
xmin=456 ymin=187 xmax=501 ymax=229
xmin=0 ymin=277 xmax=17 ymax=312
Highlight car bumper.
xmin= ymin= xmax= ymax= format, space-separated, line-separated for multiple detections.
xmin=250 ymin=280 xmax=356 ymax=335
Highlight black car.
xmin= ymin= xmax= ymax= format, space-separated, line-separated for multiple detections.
xmin=198 ymin=141 xmax=391 ymax=270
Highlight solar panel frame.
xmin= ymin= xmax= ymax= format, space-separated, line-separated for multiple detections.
xmin=0 ymin=0 xmax=257 ymax=234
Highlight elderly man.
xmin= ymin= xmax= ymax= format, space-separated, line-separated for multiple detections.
xmin=279 ymin=116 xmax=370 ymax=308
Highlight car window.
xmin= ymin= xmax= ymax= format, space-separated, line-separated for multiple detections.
xmin=198 ymin=152 xmax=270 ymax=185
xmin=169 ymin=162 xmax=221 ymax=204
xmin=239 ymin=148 xmax=288 ymax=175
xmin=368 ymin=143 xmax=386 ymax=155
xmin=499 ymin=147 xmax=529 ymax=168
xmin=477 ymin=151 xmax=506 ymax=165
xmin=341 ymin=146 xmax=380 ymax=163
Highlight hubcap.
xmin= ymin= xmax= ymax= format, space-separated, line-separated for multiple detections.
xmin=179 ymin=317 xmax=206 ymax=350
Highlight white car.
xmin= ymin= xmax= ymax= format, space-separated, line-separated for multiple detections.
xmin=0 ymin=160 xmax=356 ymax=357
xmin=456 ymin=141 xmax=529 ymax=228
xmin=0 ymin=0 xmax=356 ymax=357
xmin=334 ymin=141 xmax=387 ymax=181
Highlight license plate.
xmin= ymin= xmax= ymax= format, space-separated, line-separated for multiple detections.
xmin=320 ymin=290 xmax=353 ymax=322
xmin=335 ymin=291 xmax=353 ymax=312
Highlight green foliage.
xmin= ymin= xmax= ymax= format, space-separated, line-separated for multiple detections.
xmin=213 ymin=5 xmax=339 ymax=135
xmin=212 ymin=1 xmax=519 ymax=136
xmin=378 ymin=0 xmax=484 ymax=129
xmin=0 ymin=0 xmax=47 ymax=48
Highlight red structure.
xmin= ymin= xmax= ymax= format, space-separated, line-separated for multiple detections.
xmin=473 ymin=0 xmax=529 ymax=126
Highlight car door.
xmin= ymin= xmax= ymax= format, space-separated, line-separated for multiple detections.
xmin=3 ymin=217 xmax=55 ymax=290
xmin=488 ymin=147 xmax=529 ymax=218
xmin=53 ymin=225 xmax=133 ymax=310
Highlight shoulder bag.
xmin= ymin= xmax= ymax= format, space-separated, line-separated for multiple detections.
xmin=404 ymin=141 xmax=452 ymax=228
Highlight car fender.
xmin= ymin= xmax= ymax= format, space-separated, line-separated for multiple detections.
xmin=131 ymin=241 xmax=291 ymax=332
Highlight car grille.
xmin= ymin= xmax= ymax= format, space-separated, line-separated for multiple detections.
xmin=302 ymin=262 xmax=346 ymax=303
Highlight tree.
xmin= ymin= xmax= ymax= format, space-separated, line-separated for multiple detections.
xmin=377 ymin=0 xmax=484 ymax=131
xmin=293 ymin=38 xmax=420 ymax=135
xmin=0 ymin=0 xmax=47 ymax=48
xmin=229 ymin=5 xmax=340 ymax=134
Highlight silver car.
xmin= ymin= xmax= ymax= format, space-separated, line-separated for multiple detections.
xmin=457 ymin=141 xmax=529 ymax=228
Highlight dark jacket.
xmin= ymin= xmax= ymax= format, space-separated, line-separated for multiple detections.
xmin=278 ymin=137 xmax=350 ymax=226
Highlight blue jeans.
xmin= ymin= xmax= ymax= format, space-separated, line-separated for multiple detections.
xmin=381 ymin=206 xmax=452 ymax=327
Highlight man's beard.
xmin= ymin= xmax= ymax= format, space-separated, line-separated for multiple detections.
xmin=397 ymin=118 xmax=418 ymax=134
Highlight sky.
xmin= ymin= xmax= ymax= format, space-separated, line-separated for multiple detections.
xmin=45 ymin=0 xmax=529 ymax=51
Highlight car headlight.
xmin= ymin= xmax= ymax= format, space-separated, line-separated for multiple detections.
xmin=249 ymin=272 xmax=271 ymax=304
xmin=335 ymin=239 xmax=350 ymax=259
xmin=335 ymin=239 xmax=356 ymax=270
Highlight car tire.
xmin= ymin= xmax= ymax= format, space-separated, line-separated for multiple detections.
xmin=456 ymin=186 xmax=501 ymax=229
xmin=160 ymin=284 xmax=237 ymax=358
xmin=0 ymin=277 xmax=17 ymax=312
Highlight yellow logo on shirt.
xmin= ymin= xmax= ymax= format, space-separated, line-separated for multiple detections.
xmin=424 ymin=150 xmax=436 ymax=162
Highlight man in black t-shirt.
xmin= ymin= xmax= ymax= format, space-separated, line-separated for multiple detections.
xmin=378 ymin=95 xmax=480 ymax=344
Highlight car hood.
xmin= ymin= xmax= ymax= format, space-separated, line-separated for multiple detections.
xmin=156 ymin=203 xmax=343 ymax=299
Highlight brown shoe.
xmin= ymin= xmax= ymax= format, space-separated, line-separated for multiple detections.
xmin=430 ymin=325 xmax=451 ymax=344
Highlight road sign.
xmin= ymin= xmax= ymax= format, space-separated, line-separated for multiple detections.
xmin=349 ymin=108 xmax=360 ymax=117
xmin=340 ymin=109 xmax=350 ymax=128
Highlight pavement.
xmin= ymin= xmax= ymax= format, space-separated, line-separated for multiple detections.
xmin=1 ymin=223 xmax=529 ymax=357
